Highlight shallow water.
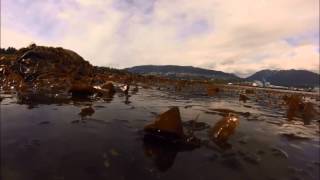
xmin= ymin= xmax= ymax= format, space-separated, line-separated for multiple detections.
xmin=1 ymin=87 xmax=319 ymax=180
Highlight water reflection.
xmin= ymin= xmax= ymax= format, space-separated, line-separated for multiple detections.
xmin=102 ymin=92 xmax=114 ymax=103
xmin=143 ymin=132 xmax=199 ymax=172
xmin=124 ymin=95 xmax=131 ymax=105
xmin=1 ymin=87 xmax=320 ymax=180
xmin=143 ymin=139 xmax=178 ymax=172
xmin=14 ymin=91 xmax=116 ymax=108
xmin=131 ymin=85 xmax=139 ymax=94
xmin=16 ymin=92 xmax=71 ymax=108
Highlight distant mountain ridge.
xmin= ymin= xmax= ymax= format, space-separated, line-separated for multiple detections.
xmin=247 ymin=69 xmax=320 ymax=87
xmin=125 ymin=65 xmax=240 ymax=80
xmin=125 ymin=65 xmax=319 ymax=87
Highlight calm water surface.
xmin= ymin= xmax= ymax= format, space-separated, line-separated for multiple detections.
xmin=1 ymin=87 xmax=319 ymax=180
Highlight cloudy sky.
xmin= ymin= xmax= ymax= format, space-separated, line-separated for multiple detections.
xmin=1 ymin=0 xmax=319 ymax=77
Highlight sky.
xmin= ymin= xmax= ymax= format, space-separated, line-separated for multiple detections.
xmin=1 ymin=0 xmax=319 ymax=77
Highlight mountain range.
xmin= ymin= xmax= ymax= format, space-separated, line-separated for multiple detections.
xmin=246 ymin=69 xmax=319 ymax=87
xmin=125 ymin=65 xmax=319 ymax=87
xmin=125 ymin=65 xmax=239 ymax=80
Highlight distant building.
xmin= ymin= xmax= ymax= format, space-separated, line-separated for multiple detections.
xmin=313 ymin=87 xmax=320 ymax=93
xmin=268 ymin=84 xmax=288 ymax=90
xmin=264 ymin=82 xmax=271 ymax=87
xmin=252 ymin=81 xmax=263 ymax=87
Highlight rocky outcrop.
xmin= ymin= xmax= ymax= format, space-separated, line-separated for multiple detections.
xmin=1 ymin=44 xmax=94 ymax=93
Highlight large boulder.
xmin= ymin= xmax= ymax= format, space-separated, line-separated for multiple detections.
xmin=14 ymin=45 xmax=93 ymax=81
xmin=1 ymin=45 xmax=94 ymax=93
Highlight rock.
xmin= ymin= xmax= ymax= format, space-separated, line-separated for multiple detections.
xmin=242 ymin=112 xmax=251 ymax=117
xmin=280 ymin=133 xmax=310 ymax=141
xmin=209 ymin=114 xmax=239 ymax=142
xmin=69 ymin=81 xmax=95 ymax=96
xmin=285 ymin=94 xmax=303 ymax=120
xmin=17 ymin=46 xmax=93 ymax=77
xmin=184 ymin=105 xmax=193 ymax=109
xmin=239 ymin=94 xmax=249 ymax=103
xmin=1 ymin=45 xmax=94 ymax=93
xmin=132 ymin=85 xmax=139 ymax=93
xmin=94 ymin=82 xmax=116 ymax=98
xmin=302 ymin=102 xmax=316 ymax=124
xmin=243 ymin=105 xmax=252 ymax=108
xmin=220 ymin=156 xmax=242 ymax=170
xmin=101 ymin=82 xmax=116 ymax=94
xmin=144 ymin=107 xmax=184 ymax=138
xmin=284 ymin=94 xmax=316 ymax=124
xmin=256 ymin=150 xmax=265 ymax=155
xmin=243 ymin=154 xmax=261 ymax=164
xmin=271 ymin=147 xmax=288 ymax=158
xmin=175 ymin=83 xmax=183 ymax=92
xmin=266 ymin=120 xmax=283 ymax=126
xmin=79 ymin=106 xmax=95 ymax=118
xmin=207 ymin=85 xmax=220 ymax=96
xmin=71 ymin=120 xmax=80 ymax=124
xmin=142 ymin=85 xmax=149 ymax=89
xmin=245 ymin=89 xmax=255 ymax=94
xmin=238 ymin=138 xmax=248 ymax=144
xmin=207 ymin=108 xmax=251 ymax=118
xmin=109 ymin=149 xmax=120 ymax=156
xmin=38 ymin=121 xmax=50 ymax=125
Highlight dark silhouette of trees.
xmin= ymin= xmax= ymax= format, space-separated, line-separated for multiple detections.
xmin=0 ymin=47 xmax=17 ymax=54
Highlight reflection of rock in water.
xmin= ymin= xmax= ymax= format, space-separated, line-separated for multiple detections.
xmin=143 ymin=131 xmax=199 ymax=172
xmin=124 ymin=95 xmax=131 ymax=104
xmin=183 ymin=120 xmax=210 ymax=131
xmin=132 ymin=85 xmax=139 ymax=94
xmin=16 ymin=92 xmax=70 ymax=108
xmin=142 ymin=107 xmax=201 ymax=171
xmin=143 ymin=136 xmax=178 ymax=172
xmin=301 ymin=102 xmax=316 ymax=125
xmin=103 ymin=92 xmax=114 ymax=103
